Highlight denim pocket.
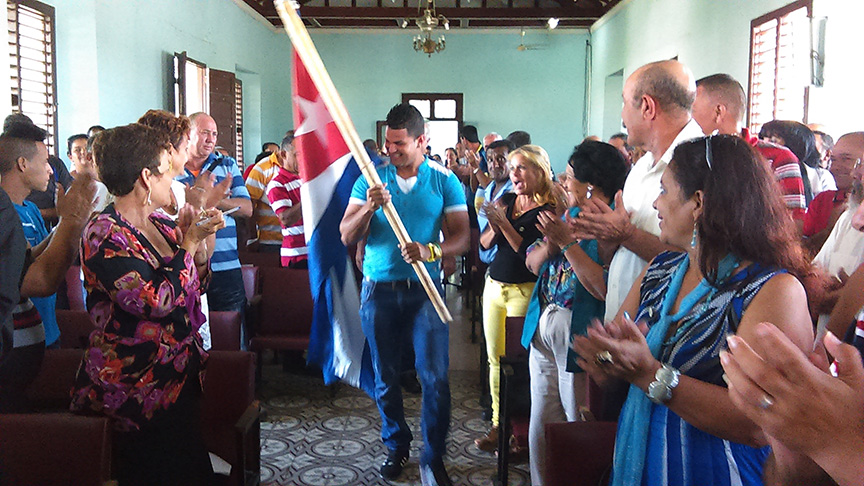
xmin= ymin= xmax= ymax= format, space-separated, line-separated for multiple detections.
xmin=360 ymin=279 xmax=376 ymax=305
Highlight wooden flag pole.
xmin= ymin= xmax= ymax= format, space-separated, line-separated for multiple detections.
xmin=274 ymin=0 xmax=453 ymax=323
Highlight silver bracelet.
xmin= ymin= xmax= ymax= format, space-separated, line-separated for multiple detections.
xmin=646 ymin=363 xmax=680 ymax=404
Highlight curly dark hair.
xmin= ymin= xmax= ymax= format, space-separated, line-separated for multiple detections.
xmin=567 ymin=141 xmax=628 ymax=201
xmin=137 ymin=109 xmax=191 ymax=151
xmin=93 ymin=124 xmax=172 ymax=197
xmin=669 ymin=135 xmax=808 ymax=281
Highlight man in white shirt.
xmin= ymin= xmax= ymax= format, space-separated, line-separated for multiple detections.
xmin=573 ymin=60 xmax=704 ymax=321
xmin=808 ymin=132 xmax=864 ymax=338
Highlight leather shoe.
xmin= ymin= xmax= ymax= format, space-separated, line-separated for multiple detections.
xmin=474 ymin=425 xmax=498 ymax=452
xmin=380 ymin=448 xmax=409 ymax=480
xmin=420 ymin=459 xmax=453 ymax=486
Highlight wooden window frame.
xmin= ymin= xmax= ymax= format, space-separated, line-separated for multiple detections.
xmin=746 ymin=0 xmax=812 ymax=133
xmin=8 ymin=0 xmax=58 ymax=154
xmin=234 ymin=79 xmax=244 ymax=169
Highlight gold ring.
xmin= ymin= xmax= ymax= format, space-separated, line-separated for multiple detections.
xmin=595 ymin=350 xmax=614 ymax=365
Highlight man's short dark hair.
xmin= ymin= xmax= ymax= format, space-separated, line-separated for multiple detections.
xmin=695 ymin=73 xmax=746 ymax=122
xmin=385 ymin=103 xmax=425 ymax=138
xmin=93 ymin=124 xmax=171 ymax=197
xmin=281 ymin=131 xmax=295 ymax=152
xmin=3 ymin=113 xmax=33 ymax=132
xmin=609 ymin=132 xmax=628 ymax=142
xmin=262 ymin=142 xmax=278 ymax=152
xmin=67 ymin=134 xmax=88 ymax=155
xmin=633 ymin=63 xmax=696 ymax=113
xmin=87 ymin=125 xmax=105 ymax=138
xmin=506 ymin=130 xmax=531 ymax=148
xmin=0 ymin=122 xmax=47 ymax=175
xmin=487 ymin=139 xmax=516 ymax=153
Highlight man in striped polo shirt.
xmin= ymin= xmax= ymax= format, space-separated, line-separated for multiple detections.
xmin=692 ymin=74 xmax=807 ymax=225
xmin=265 ymin=134 xmax=307 ymax=268
xmin=245 ymin=133 xmax=293 ymax=254
xmin=176 ymin=113 xmax=252 ymax=342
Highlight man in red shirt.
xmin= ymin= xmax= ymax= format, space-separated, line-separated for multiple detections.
xmin=693 ymin=74 xmax=806 ymax=225
xmin=265 ymin=134 xmax=307 ymax=268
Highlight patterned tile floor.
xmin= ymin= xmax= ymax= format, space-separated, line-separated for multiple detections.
xmin=258 ymin=367 xmax=529 ymax=486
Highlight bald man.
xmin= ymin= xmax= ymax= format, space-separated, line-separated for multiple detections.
xmin=811 ymin=133 xmax=864 ymax=341
xmin=176 ymin=113 xmax=252 ymax=345
xmin=573 ymin=60 xmax=703 ymax=322
xmin=693 ymin=73 xmax=806 ymax=223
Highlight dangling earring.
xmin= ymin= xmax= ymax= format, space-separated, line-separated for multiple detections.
xmin=586 ymin=185 xmax=593 ymax=200
xmin=690 ymin=223 xmax=698 ymax=248
xmin=144 ymin=187 xmax=152 ymax=206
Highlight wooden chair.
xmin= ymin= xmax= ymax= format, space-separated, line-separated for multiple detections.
xmin=0 ymin=413 xmax=114 ymax=486
xmin=55 ymin=309 xmax=97 ymax=349
xmin=495 ymin=316 xmax=530 ymax=486
xmin=209 ymin=310 xmax=243 ymax=351
xmin=545 ymin=421 xmax=617 ymax=486
xmin=202 ymin=351 xmax=261 ymax=486
xmin=248 ymin=266 xmax=313 ymax=377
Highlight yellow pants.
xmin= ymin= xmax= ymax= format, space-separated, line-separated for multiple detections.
xmin=482 ymin=276 xmax=535 ymax=426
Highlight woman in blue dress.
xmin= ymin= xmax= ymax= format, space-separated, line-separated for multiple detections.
xmin=573 ymin=135 xmax=814 ymax=486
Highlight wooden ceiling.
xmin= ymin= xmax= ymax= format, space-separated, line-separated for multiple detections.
xmin=241 ymin=0 xmax=620 ymax=29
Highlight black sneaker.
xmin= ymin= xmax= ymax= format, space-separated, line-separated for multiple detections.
xmin=380 ymin=448 xmax=409 ymax=480
xmin=419 ymin=459 xmax=452 ymax=486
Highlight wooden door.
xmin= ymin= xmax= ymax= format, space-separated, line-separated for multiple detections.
xmin=209 ymin=68 xmax=237 ymax=161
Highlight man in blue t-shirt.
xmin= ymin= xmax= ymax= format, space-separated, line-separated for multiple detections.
xmin=341 ymin=104 xmax=469 ymax=486
xmin=175 ymin=113 xmax=252 ymax=344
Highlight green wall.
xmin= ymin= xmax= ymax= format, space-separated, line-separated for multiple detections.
xmin=308 ymin=29 xmax=589 ymax=171
xmin=588 ymin=0 xmax=864 ymax=140
xmin=51 ymin=0 xmax=294 ymax=163
xmin=588 ymin=0 xmax=793 ymax=139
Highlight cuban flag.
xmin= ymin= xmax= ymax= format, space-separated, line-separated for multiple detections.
xmin=292 ymin=50 xmax=374 ymax=396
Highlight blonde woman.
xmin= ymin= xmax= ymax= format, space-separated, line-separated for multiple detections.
xmin=476 ymin=145 xmax=559 ymax=452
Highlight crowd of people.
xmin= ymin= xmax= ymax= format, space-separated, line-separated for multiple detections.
xmin=1 ymin=56 xmax=863 ymax=486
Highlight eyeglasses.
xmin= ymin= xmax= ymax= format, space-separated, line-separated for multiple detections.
xmin=704 ymin=135 xmax=714 ymax=170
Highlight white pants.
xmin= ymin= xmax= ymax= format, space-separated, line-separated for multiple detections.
xmin=528 ymin=304 xmax=585 ymax=486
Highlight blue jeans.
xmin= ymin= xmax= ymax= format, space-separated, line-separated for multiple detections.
xmin=360 ymin=278 xmax=450 ymax=465
xmin=207 ymin=269 xmax=247 ymax=348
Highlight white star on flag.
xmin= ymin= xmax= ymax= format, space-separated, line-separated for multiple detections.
xmin=294 ymin=93 xmax=334 ymax=149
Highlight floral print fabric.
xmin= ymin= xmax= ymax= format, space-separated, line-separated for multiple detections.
xmin=70 ymin=206 xmax=208 ymax=431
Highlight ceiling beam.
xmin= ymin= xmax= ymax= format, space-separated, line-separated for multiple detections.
xmin=295 ymin=6 xmax=607 ymax=19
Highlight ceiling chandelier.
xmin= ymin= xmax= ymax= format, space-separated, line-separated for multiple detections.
xmin=412 ymin=0 xmax=448 ymax=57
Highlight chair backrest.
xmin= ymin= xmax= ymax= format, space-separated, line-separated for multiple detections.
xmin=240 ymin=265 xmax=260 ymax=302
xmin=209 ymin=311 xmax=242 ymax=351
xmin=545 ymin=421 xmax=617 ymax=486
xmin=504 ymin=316 xmax=527 ymax=360
xmin=202 ymin=350 xmax=256 ymax=425
xmin=239 ymin=250 xmax=280 ymax=268
xmin=64 ymin=265 xmax=86 ymax=311
xmin=55 ymin=310 xmax=96 ymax=349
xmin=258 ymin=267 xmax=313 ymax=335
xmin=0 ymin=413 xmax=112 ymax=485
xmin=25 ymin=348 xmax=85 ymax=411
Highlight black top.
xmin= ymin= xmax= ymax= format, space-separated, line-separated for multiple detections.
xmin=487 ymin=192 xmax=551 ymax=284
xmin=0 ymin=187 xmax=27 ymax=364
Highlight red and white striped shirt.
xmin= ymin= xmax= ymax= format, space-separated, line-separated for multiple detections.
xmin=266 ymin=167 xmax=307 ymax=267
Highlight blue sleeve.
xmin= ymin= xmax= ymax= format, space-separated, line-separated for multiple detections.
xmin=226 ymin=159 xmax=250 ymax=199
xmin=350 ymin=173 xmax=370 ymax=202
xmin=442 ymin=172 xmax=467 ymax=211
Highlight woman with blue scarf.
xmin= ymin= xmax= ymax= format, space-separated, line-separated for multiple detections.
xmin=573 ymin=135 xmax=814 ymax=486
xmin=521 ymin=141 xmax=627 ymax=486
